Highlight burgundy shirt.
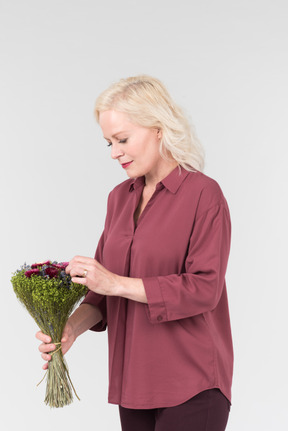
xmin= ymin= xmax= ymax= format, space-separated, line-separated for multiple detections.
xmin=82 ymin=167 xmax=233 ymax=409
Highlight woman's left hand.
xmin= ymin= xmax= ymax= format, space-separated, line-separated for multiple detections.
xmin=66 ymin=256 xmax=120 ymax=297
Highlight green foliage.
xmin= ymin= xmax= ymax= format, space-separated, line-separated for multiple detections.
xmin=11 ymin=267 xmax=88 ymax=408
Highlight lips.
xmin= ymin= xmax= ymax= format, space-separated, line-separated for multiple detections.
xmin=121 ymin=161 xmax=133 ymax=169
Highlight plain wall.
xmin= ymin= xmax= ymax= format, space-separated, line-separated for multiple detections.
xmin=1 ymin=1 xmax=287 ymax=429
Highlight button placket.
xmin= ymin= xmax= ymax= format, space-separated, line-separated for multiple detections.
xmin=134 ymin=187 xmax=163 ymax=230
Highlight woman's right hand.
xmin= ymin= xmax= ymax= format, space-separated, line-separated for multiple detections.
xmin=36 ymin=321 xmax=76 ymax=370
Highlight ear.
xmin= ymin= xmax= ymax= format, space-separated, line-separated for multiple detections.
xmin=157 ymin=128 xmax=162 ymax=140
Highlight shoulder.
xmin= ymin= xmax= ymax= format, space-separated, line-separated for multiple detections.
xmin=183 ymin=170 xmax=225 ymax=199
xmin=183 ymin=170 xmax=229 ymax=215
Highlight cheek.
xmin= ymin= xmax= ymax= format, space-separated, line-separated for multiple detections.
xmin=141 ymin=147 xmax=158 ymax=163
xmin=148 ymin=142 xmax=161 ymax=161
xmin=133 ymin=133 xmax=160 ymax=161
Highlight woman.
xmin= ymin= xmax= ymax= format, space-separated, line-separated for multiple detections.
xmin=37 ymin=75 xmax=233 ymax=431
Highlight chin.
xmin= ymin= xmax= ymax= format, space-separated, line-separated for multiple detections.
xmin=124 ymin=170 xmax=136 ymax=178
xmin=125 ymin=167 xmax=143 ymax=179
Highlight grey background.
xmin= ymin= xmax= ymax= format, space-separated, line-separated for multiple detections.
xmin=1 ymin=0 xmax=287 ymax=429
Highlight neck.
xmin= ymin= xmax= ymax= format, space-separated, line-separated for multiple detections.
xmin=144 ymin=160 xmax=178 ymax=189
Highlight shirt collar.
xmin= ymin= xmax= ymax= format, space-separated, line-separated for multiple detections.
xmin=129 ymin=166 xmax=190 ymax=194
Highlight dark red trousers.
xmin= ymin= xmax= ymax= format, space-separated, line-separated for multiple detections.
xmin=119 ymin=389 xmax=230 ymax=431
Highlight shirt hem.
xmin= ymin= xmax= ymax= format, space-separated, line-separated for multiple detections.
xmin=108 ymin=385 xmax=231 ymax=409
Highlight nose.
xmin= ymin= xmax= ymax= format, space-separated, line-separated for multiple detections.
xmin=111 ymin=142 xmax=125 ymax=160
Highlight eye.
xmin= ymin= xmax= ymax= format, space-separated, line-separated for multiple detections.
xmin=106 ymin=141 xmax=112 ymax=147
xmin=119 ymin=139 xmax=127 ymax=144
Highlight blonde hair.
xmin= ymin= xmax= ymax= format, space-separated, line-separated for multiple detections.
xmin=94 ymin=75 xmax=205 ymax=172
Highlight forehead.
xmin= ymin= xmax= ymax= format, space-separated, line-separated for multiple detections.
xmin=99 ymin=110 xmax=133 ymax=133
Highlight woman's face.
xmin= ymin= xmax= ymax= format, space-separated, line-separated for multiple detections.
xmin=99 ymin=110 xmax=163 ymax=179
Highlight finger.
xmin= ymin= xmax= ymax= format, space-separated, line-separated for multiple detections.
xmin=35 ymin=331 xmax=51 ymax=343
xmin=41 ymin=352 xmax=52 ymax=362
xmin=69 ymin=263 xmax=94 ymax=278
xmin=66 ymin=256 xmax=100 ymax=276
xmin=38 ymin=343 xmax=56 ymax=353
xmin=61 ymin=329 xmax=71 ymax=343
xmin=71 ymin=276 xmax=87 ymax=285
xmin=68 ymin=256 xmax=96 ymax=270
xmin=69 ymin=266 xmax=86 ymax=278
xmin=65 ymin=257 xmax=79 ymax=274
xmin=42 ymin=362 xmax=49 ymax=370
xmin=61 ymin=327 xmax=69 ymax=343
xmin=73 ymin=255 xmax=95 ymax=264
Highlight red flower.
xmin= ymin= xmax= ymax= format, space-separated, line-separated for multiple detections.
xmin=50 ymin=262 xmax=69 ymax=270
xmin=25 ymin=269 xmax=40 ymax=278
xmin=45 ymin=267 xmax=59 ymax=278
xmin=31 ymin=260 xmax=51 ymax=269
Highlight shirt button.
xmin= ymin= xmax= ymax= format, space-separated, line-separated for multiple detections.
xmin=157 ymin=315 xmax=163 ymax=322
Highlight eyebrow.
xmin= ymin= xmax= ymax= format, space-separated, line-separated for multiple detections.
xmin=104 ymin=130 xmax=131 ymax=140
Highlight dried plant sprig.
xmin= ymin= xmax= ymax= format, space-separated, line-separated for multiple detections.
xmin=11 ymin=261 xmax=88 ymax=408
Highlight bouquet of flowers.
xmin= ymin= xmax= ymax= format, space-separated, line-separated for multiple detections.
xmin=11 ymin=260 xmax=88 ymax=408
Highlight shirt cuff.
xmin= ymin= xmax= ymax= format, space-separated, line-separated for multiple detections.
xmin=143 ymin=277 xmax=168 ymax=324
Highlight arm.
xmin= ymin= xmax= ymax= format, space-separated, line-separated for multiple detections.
xmin=68 ymin=303 xmax=103 ymax=338
xmin=117 ymin=276 xmax=147 ymax=303
xmin=66 ymin=257 xmax=148 ymax=304
xmin=143 ymin=203 xmax=231 ymax=323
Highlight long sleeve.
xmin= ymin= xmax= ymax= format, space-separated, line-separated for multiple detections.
xmin=143 ymin=203 xmax=231 ymax=324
